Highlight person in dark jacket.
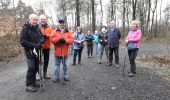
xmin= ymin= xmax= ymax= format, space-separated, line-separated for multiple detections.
xmin=107 ymin=20 xmax=121 ymax=67
xmin=98 ymin=26 xmax=109 ymax=64
xmin=85 ymin=31 xmax=94 ymax=58
xmin=20 ymin=14 xmax=44 ymax=92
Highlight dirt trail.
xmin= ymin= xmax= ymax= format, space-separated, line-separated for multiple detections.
xmin=0 ymin=44 xmax=170 ymax=100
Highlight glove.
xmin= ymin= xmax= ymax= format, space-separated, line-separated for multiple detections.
xmin=78 ymin=41 xmax=81 ymax=44
xmin=58 ymin=38 xmax=66 ymax=45
xmin=43 ymin=35 xmax=48 ymax=39
xmin=34 ymin=43 xmax=42 ymax=49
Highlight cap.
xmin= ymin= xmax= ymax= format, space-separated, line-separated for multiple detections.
xmin=58 ymin=18 xmax=65 ymax=23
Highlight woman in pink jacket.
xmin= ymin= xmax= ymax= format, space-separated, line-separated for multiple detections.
xmin=125 ymin=20 xmax=142 ymax=77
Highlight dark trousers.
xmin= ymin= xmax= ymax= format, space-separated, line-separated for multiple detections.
xmin=43 ymin=49 xmax=50 ymax=75
xmin=109 ymin=47 xmax=119 ymax=64
xmin=73 ymin=49 xmax=83 ymax=64
xmin=26 ymin=58 xmax=39 ymax=86
xmin=128 ymin=49 xmax=138 ymax=73
xmin=87 ymin=42 xmax=93 ymax=56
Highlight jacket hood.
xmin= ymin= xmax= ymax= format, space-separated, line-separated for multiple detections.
xmin=23 ymin=21 xmax=39 ymax=30
xmin=56 ymin=27 xmax=69 ymax=33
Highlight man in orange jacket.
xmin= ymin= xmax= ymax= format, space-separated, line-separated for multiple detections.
xmin=50 ymin=18 xmax=74 ymax=82
xmin=39 ymin=15 xmax=53 ymax=79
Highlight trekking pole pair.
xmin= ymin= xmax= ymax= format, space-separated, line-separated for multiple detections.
xmin=38 ymin=49 xmax=45 ymax=92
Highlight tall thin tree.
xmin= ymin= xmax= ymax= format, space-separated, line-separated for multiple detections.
xmin=91 ymin=0 xmax=95 ymax=33
xmin=76 ymin=0 xmax=80 ymax=26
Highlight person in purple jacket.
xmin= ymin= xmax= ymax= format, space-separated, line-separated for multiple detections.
xmin=125 ymin=20 xmax=142 ymax=77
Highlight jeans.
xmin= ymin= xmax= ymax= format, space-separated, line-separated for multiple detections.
xmin=54 ymin=57 xmax=68 ymax=79
xmin=69 ymin=45 xmax=73 ymax=55
xmin=26 ymin=58 xmax=39 ymax=86
xmin=73 ymin=49 xmax=83 ymax=64
xmin=109 ymin=47 xmax=119 ymax=64
xmin=87 ymin=42 xmax=93 ymax=56
xmin=95 ymin=43 xmax=99 ymax=54
xmin=128 ymin=49 xmax=138 ymax=73
xmin=99 ymin=44 xmax=109 ymax=62
xmin=43 ymin=49 xmax=50 ymax=75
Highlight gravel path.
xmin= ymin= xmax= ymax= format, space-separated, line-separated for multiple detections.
xmin=0 ymin=43 xmax=170 ymax=100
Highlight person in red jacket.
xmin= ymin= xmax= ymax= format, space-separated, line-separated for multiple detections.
xmin=39 ymin=15 xmax=53 ymax=79
xmin=50 ymin=19 xmax=74 ymax=82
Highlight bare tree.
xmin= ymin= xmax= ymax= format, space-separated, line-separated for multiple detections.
xmin=91 ymin=0 xmax=95 ymax=33
xmin=76 ymin=0 xmax=80 ymax=26
xmin=150 ymin=0 xmax=158 ymax=38
xmin=132 ymin=0 xmax=138 ymax=20
xmin=99 ymin=0 xmax=103 ymax=26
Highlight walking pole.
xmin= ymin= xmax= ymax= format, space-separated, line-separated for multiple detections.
xmin=123 ymin=46 xmax=128 ymax=77
xmin=38 ymin=49 xmax=45 ymax=92
xmin=61 ymin=30 xmax=65 ymax=84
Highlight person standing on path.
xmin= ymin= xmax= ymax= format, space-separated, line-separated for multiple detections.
xmin=107 ymin=20 xmax=121 ymax=67
xmin=39 ymin=15 xmax=53 ymax=79
xmin=98 ymin=26 xmax=109 ymax=64
xmin=85 ymin=31 xmax=94 ymax=58
xmin=20 ymin=14 xmax=45 ymax=92
xmin=125 ymin=20 xmax=142 ymax=77
xmin=50 ymin=19 xmax=74 ymax=82
xmin=71 ymin=26 xmax=85 ymax=66
xmin=93 ymin=30 xmax=100 ymax=55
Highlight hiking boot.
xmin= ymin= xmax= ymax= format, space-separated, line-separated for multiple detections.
xmin=78 ymin=62 xmax=82 ymax=65
xmin=33 ymin=83 xmax=41 ymax=88
xmin=98 ymin=61 xmax=101 ymax=64
xmin=115 ymin=64 xmax=119 ymax=68
xmin=43 ymin=74 xmax=51 ymax=79
xmin=71 ymin=63 xmax=75 ymax=66
xmin=25 ymin=86 xmax=37 ymax=92
xmin=107 ymin=62 xmax=112 ymax=66
xmin=128 ymin=72 xmax=134 ymax=77
xmin=64 ymin=78 xmax=69 ymax=81
xmin=51 ymin=78 xmax=60 ymax=83
xmin=36 ymin=75 xmax=40 ymax=81
xmin=107 ymin=60 xmax=112 ymax=66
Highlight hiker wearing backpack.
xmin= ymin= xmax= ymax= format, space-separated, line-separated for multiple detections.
xmin=20 ymin=14 xmax=44 ymax=92
xmin=50 ymin=19 xmax=74 ymax=82
xmin=107 ymin=20 xmax=121 ymax=68
xmin=125 ymin=20 xmax=142 ymax=77
xmin=71 ymin=26 xmax=85 ymax=66
xmin=85 ymin=31 xmax=94 ymax=58
xmin=39 ymin=15 xmax=53 ymax=79
xmin=98 ymin=26 xmax=109 ymax=64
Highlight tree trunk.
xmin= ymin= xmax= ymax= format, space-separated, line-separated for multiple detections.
xmin=100 ymin=0 xmax=103 ymax=26
xmin=76 ymin=0 xmax=80 ymax=26
xmin=91 ymin=0 xmax=95 ymax=33
xmin=132 ymin=0 xmax=138 ymax=20
xmin=151 ymin=0 xmax=158 ymax=38
xmin=12 ymin=0 xmax=21 ymax=53
xmin=146 ymin=0 xmax=151 ymax=39
xmin=122 ymin=0 xmax=126 ymax=38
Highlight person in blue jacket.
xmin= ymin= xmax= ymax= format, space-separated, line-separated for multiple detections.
xmin=85 ymin=31 xmax=94 ymax=58
xmin=72 ymin=27 xmax=85 ymax=65
xmin=107 ymin=20 xmax=121 ymax=67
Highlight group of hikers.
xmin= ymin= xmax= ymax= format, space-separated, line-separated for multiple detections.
xmin=20 ymin=13 xmax=142 ymax=92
